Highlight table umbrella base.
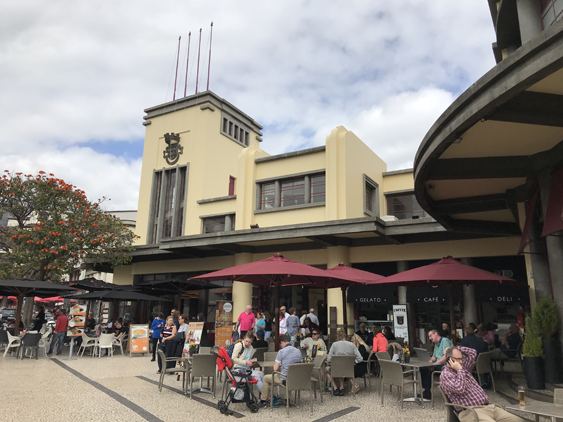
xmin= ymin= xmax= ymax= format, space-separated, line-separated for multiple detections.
xmin=66 ymin=340 xmax=77 ymax=361
xmin=403 ymin=397 xmax=430 ymax=405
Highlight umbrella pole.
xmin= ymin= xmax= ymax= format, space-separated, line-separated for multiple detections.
xmin=275 ymin=281 xmax=280 ymax=352
xmin=341 ymin=286 xmax=347 ymax=334
xmin=14 ymin=294 xmax=24 ymax=336
xmin=448 ymin=284 xmax=456 ymax=345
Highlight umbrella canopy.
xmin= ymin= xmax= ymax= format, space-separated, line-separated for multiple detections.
xmin=65 ymin=277 xmax=139 ymax=292
xmin=191 ymin=253 xmax=361 ymax=348
xmin=0 ymin=278 xmax=76 ymax=335
xmin=135 ymin=278 xmax=222 ymax=311
xmin=35 ymin=296 xmax=77 ymax=304
xmin=325 ymin=263 xmax=384 ymax=284
xmin=65 ymin=289 xmax=169 ymax=302
xmin=371 ymin=257 xmax=521 ymax=344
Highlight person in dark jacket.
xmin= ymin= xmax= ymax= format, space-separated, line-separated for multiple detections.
xmin=32 ymin=305 xmax=46 ymax=332
xmin=197 ymin=312 xmax=211 ymax=347
xmin=150 ymin=313 xmax=164 ymax=361
xmin=252 ymin=329 xmax=269 ymax=349
xmin=460 ymin=325 xmax=488 ymax=354
xmin=383 ymin=326 xmax=396 ymax=341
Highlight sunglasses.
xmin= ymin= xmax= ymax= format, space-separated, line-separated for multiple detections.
xmin=312 ymin=332 xmax=319 ymax=335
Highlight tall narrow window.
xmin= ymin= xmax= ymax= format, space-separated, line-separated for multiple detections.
xmin=310 ymin=174 xmax=325 ymax=203
xmin=148 ymin=165 xmax=188 ymax=243
xmin=281 ymin=178 xmax=305 ymax=207
xmin=363 ymin=174 xmax=379 ymax=217
xmin=229 ymin=176 xmax=236 ymax=196
xmin=261 ymin=183 xmax=275 ymax=209
xmin=223 ymin=118 xmax=228 ymax=133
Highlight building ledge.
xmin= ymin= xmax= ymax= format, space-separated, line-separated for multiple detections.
xmin=255 ymin=146 xmax=325 ymax=163
xmin=382 ymin=168 xmax=413 ymax=177
xmin=197 ymin=195 xmax=236 ymax=205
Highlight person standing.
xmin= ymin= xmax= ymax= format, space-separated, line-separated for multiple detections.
xmin=157 ymin=316 xmax=176 ymax=374
xmin=263 ymin=311 xmax=273 ymax=339
xmin=441 ymin=346 xmax=524 ymax=422
xmin=286 ymin=308 xmax=300 ymax=343
xmin=32 ymin=305 xmax=46 ymax=332
xmin=47 ymin=309 xmax=68 ymax=356
xmin=235 ymin=305 xmax=255 ymax=339
xmin=256 ymin=312 xmax=266 ymax=333
xmin=150 ymin=313 xmax=164 ymax=362
xmin=307 ymin=308 xmax=319 ymax=327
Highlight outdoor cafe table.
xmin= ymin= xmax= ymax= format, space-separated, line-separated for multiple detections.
xmin=505 ymin=402 xmax=563 ymax=422
xmin=400 ymin=358 xmax=436 ymax=405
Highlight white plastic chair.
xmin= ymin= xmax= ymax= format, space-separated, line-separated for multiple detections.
xmin=79 ymin=334 xmax=98 ymax=357
xmin=98 ymin=334 xmax=114 ymax=358
xmin=114 ymin=337 xmax=127 ymax=355
xmin=3 ymin=332 xmax=21 ymax=358
xmin=38 ymin=327 xmax=52 ymax=357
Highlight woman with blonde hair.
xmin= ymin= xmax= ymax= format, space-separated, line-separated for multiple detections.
xmin=350 ymin=334 xmax=369 ymax=391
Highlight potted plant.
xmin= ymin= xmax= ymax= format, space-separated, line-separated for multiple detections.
xmin=522 ymin=316 xmax=545 ymax=390
xmin=533 ymin=295 xmax=562 ymax=384
xmin=403 ymin=341 xmax=411 ymax=363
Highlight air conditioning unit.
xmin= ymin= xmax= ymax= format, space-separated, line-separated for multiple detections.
xmin=380 ymin=215 xmax=399 ymax=222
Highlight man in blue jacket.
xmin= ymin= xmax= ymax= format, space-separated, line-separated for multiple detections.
xmin=150 ymin=313 xmax=164 ymax=361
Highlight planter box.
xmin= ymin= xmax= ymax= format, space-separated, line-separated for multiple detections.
xmin=523 ymin=356 xmax=545 ymax=390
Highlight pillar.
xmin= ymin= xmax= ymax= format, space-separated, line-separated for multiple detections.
xmin=397 ymin=261 xmax=408 ymax=305
xmin=198 ymin=289 xmax=209 ymax=317
xmin=326 ymin=246 xmax=353 ymax=334
xmin=538 ymin=171 xmax=563 ymax=354
xmin=516 ymin=0 xmax=543 ymax=44
xmin=232 ymin=253 xmax=254 ymax=324
xmin=461 ymin=258 xmax=478 ymax=327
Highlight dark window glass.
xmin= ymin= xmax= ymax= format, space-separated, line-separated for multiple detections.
xmin=365 ymin=183 xmax=375 ymax=212
xmin=387 ymin=194 xmax=424 ymax=220
xmin=223 ymin=118 xmax=228 ymax=133
xmin=311 ymin=174 xmax=325 ymax=203
xmin=261 ymin=182 xmax=275 ymax=209
xmin=203 ymin=216 xmax=226 ymax=233
xmin=229 ymin=176 xmax=236 ymax=196
xmin=281 ymin=178 xmax=305 ymax=207
xmin=150 ymin=172 xmax=163 ymax=244
xmin=175 ymin=167 xmax=187 ymax=237
xmin=162 ymin=169 xmax=176 ymax=238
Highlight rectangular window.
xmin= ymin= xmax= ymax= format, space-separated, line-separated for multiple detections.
xmin=539 ymin=0 xmax=563 ymax=28
xmin=234 ymin=125 xmax=239 ymax=140
xmin=281 ymin=178 xmax=305 ymax=207
xmin=148 ymin=165 xmax=188 ymax=243
xmin=310 ymin=174 xmax=326 ymax=203
xmin=202 ymin=214 xmax=235 ymax=234
xmin=260 ymin=182 xmax=275 ymax=209
xmin=245 ymin=132 xmax=249 ymax=146
xmin=223 ymin=118 xmax=228 ymax=133
xmin=387 ymin=194 xmax=424 ymax=220
xmin=229 ymin=176 xmax=236 ymax=196
xmin=229 ymin=122 xmax=233 ymax=136
xmin=220 ymin=112 xmax=251 ymax=148
xmin=363 ymin=174 xmax=379 ymax=216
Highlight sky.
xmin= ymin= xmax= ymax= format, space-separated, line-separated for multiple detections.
xmin=0 ymin=1 xmax=497 ymax=210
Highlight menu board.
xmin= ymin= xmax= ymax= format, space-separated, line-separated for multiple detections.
xmin=129 ymin=324 xmax=149 ymax=356
xmin=182 ymin=322 xmax=204 ymax=355
xmin=67 ymin=304 xmax=86 ymax=337
xmin=215 ymin=301 xmax=233 ymax=347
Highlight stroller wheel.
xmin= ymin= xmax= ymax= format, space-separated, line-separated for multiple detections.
xmin=249 ymin=403 xmax=259 ymax=413
xmin=246 ymin=401 xmax=253 ymax=408
xmin=218 ymin=400 xmax=228 ymax=414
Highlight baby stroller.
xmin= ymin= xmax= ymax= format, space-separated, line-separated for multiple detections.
xmin=213 ymin=347 xmax=260 ymax=414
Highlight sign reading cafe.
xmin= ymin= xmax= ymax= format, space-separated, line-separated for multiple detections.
xmin=163 ymin=132 xmax=184 ymax=165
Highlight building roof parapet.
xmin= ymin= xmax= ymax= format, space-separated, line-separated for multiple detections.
xmin=255 ymin=146 xmax=325 ymax=163
xmin=143 ymin=90 xmax=263 ymax=135
xmin=382 ymin=168 xmax=413 ymax=177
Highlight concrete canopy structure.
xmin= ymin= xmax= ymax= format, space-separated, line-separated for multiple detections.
xmin=414 ymin=3 xmax=563 ymax=344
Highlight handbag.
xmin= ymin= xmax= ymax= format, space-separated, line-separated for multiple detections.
xmin=174 ymin=330 xmax=186 ymax=344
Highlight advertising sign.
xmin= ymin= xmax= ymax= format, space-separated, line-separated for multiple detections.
xmin=392 ymin=305 xmax=409 ymax=344
xmin=182 ymin=322 xmax=204 ymax=355
xmin=67 ymin=304 xmax=86 ymax=337
xmin=215 ymin=301 xmax=233 ymax=347
xmin=129 ymin=324 xmax=149 ymax=356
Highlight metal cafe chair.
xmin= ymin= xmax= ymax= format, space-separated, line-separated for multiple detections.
xmin=330 ymin=355 xmax=357 ymax=398
xmin=271 ymin=363 xmax=315 ymax=415
xmin=378 ymin=359 xmax=421 ymax=410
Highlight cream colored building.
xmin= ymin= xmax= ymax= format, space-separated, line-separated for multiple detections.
xmin=112 ymin=91 xmax=527 ymax=339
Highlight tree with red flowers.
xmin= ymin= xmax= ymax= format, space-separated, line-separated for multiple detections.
xmin=0 ymin=171 xmax=138 ymax=281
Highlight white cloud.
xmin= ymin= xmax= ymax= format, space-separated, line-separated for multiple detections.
xmin=0 ymin=0 xmax=498 ymax=207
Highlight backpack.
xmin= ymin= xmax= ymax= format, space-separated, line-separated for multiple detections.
xmin=227 ymin=339 xmax=244 ymax=358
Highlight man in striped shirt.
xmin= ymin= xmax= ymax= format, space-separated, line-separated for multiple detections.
xmin=440 ymin=346 xmax=524 ymax=422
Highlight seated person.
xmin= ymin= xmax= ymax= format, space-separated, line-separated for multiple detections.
xmin=355 ymin=322 xmax=374 ymax=345
xmin=300 ymin=329 xmax=327 ymax=356
xmin=372 ymin=324 xmax=388 ymax=352
xmin=499 ymin=324 xmax=521 ymax=358
xmin=476 ymin=323 xmax=495 ymax=347
xmin=441 ymin=346 xmax=524 ymax=422
xmin=114 ymin=321 xmax=128 ymax=343
xmin=387 ymin=342 xmax=404 ymax=362
xmin=299 ymin=317 xmax=319 ymax=337
xmin=325 ymin=329 xmax=363 ymax=396
xmin=460 ymin=325 xmax=489 ymax=355
xmin=251 ymin=329 xmax=269 ymax=349
xmin=232 ymin=331 xmax=264 ymax=393
xmin=350 ymin=334 xmax=369 ymax=393
xmin=419 ymin=329 xmax=453 ymax=400
xmin=383 ymin=326 xmax=396 ymax=341
xmin=259 ymin=334 xmax=302 ymax=407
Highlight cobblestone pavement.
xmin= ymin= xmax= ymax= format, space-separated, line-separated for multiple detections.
xmin=0 ymin=350 xmax=534 ymax=422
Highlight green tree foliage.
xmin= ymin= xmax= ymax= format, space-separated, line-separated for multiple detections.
xmin=0 ymin=171 xmax=137 ymax=281
xmin=532 ymin=295 xmax=559 ymax=340
xmin=523 ymin=316 xmax=543 ymax=357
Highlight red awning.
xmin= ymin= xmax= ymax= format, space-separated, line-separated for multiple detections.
xmin=518 ymin=190 xmax=538 ymax=254
xmin=542 ymin=169 xmax=563 ymax=237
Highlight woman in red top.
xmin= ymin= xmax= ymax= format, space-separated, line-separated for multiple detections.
xmin=372 ymin=325 xmax=388 ymax=352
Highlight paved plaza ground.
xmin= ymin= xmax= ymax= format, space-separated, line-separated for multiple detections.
xmin=0 ymin=349 xmax=535 ymax=422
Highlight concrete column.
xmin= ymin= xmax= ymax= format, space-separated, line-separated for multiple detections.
xmin=538 ymin=172 xmax=563 ymax=353
xmin=326 ymin=246 xmax=352 ymax=334
xmin=528 ymin=216 xmax=552 ymax=301
xmin=225 ymin=214 xmax=232 ymax=232
xmin=516 ymin=0 xmax=543 ymax=44
xmin=397 ymin=261 xmax=408 ymax=304
xmin=232 ymin=253 xmax=254 ymax=323
xmin=198 ymin=289 xmax=209 ymax=317
xmin=461 ymin=258 xmax=478 ymax=327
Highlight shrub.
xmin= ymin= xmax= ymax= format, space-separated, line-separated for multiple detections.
xmin=532 ymin=295 xmax=559 ymax=340
xmin=523 ymin=316 xmax=543 ymax=357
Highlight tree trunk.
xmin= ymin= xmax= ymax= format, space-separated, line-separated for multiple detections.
xmin=22 ymin=297 xmax=35 ymax=326
xmin=0 ymin=296 xmax=7 ymax=309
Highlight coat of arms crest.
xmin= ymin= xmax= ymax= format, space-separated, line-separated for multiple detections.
xmin=163 ymin=132 xmax=183 ymax=165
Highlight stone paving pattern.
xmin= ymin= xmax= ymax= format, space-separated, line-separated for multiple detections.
xmin=0 ymin=351 xmax=534 ymax=422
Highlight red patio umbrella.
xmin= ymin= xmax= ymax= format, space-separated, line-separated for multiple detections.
xmin=190 ymin=254 xmax=359 ymax=349
xmin=36 ymin=296 xmax=77 ymax=304
xmin=370 ymin=256 xmax=520 ymax=344
xmin=325 ymin=264 xmax=384 ymax=331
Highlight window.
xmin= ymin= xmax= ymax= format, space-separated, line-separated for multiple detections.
xmin=281 ymin=178 xmax=305 ymax=207
xmin=228 ymin=176 xmax=236 ymax=196
xmin=363 ymin=174 xmax=379 ymax=216
xmin=202 ymin=214 xmax=235 ymax=233
xmin=221 ymin=112 xmax=250 ymax=147
xmin=539 ymin=0 xmax=563 ymax=28
xmin=257 ymin=171 xmax=325 ymax=211
xmin=386 ymin=193 xmax=425 ymax=220
xmin=310 ymin=174 xmax=326 ymax=203
xmin=147 ymin=165 xmax=188 ymax=243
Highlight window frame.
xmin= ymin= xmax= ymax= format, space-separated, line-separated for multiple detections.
xmin=363 ymin=174 xmax=379 ymax=217
xmin=221 ymin=112 xmax=250 ymax=147
xmin=385 ymin=190 xmax=425 ymax=220
xmin=200 ymin=213 xmax=236 ymax=234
